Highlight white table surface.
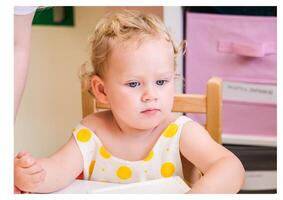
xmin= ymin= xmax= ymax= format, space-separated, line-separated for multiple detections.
xmin=52 ymin=180 xmax=119 ymax=194
xmin=52 ymin=176 xmax=190 ymax=194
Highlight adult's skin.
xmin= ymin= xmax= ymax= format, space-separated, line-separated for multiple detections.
xmin=14 ymin=11 xmax=35 ymax=120
xmin=14 ymin=8 xmax=36 ymax=193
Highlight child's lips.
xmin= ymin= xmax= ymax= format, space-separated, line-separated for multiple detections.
xmin=141 ymin=108 xmax=160 ymax=115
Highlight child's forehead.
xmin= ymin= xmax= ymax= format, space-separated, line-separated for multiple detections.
xmin=109 ymin=34 xmax=172 ymax=51
xmin=108 ymin=37 xmax=174 ymax=64
xmin=104 ymin=35 xmax=175 ymax=79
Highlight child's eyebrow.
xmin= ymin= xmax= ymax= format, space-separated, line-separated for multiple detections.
xmin=118 ymin=69 xmax=174 ymax=79
xmin=122 ymin=72 xmax=174 ymax=79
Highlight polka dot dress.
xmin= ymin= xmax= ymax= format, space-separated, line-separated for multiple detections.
xmin=73 ymin=116 xmax=192 ymax=183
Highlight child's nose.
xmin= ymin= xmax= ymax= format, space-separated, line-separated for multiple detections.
xmin=141 ymin=85 xmax=158 ymax=102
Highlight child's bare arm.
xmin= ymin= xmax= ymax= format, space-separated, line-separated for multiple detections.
xmin=180 ymin=121 xmax=245 ymax=193
xmin=15 ymin=136 xmax=83 ymax=193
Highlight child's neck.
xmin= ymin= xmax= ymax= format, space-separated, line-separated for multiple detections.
xmin=110 ymin=112 xmax=172 ymax=139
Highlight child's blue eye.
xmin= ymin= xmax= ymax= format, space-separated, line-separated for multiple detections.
xmin=156 ymin=80 xmax=167 ymax=86
xmin=127 ymin=82 xmax=140 ymax=88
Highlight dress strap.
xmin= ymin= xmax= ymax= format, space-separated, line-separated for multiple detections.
xmin=174 ymin=115 xmax=193 ymax=127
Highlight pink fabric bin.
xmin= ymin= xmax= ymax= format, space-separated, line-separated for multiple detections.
xmin=185 ymin=13 xmax=277 ymax=138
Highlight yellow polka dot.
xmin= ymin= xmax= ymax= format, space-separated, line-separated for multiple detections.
xmin=162 ymin=123 xmax=178 ymax=138
xmin=116 ymin=166 xmax=132 ymax=180
xmin=76 ymin=129 xmax=92 ymax=142
xmin=72 ymin=128 xmax=76 ymax=133
xmin=99 ymin=146 xmax=111 ymax=159
xmin=88 ymin=160 xmax=95 ymax=179
xmin=144 ymin=150 xmax=154 ymax=161
xmin=160 ymin=162 xmax=175 ymax=177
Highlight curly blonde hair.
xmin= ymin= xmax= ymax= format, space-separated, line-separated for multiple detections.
xmin=80 ymin=10 xmax=185 ymax=92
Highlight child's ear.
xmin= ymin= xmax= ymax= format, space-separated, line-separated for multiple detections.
xmin=90 ymin=75 xmax=109 ymax=104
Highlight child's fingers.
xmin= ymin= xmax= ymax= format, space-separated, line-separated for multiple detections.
xmin=14 ymin=169 xmax=45 ymax=192
xmin=22 ymin=162 xmax=43 ymax=175
xmin=29 ymin=169 xmax=46 ymax=184
xmin=15 ymin=154 xmax=36 ymax=168
xmin=16 ymin=151 xmax=30 ymax=159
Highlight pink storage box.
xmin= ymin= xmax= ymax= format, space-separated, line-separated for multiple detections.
xmin=185 ymin=13 xmax=277 ymax=138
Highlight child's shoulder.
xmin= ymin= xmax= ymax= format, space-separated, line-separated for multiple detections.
xmin=180 ymin=118 xmax=208 ymax=139
xmin=179 ymin=117 xmax=210 ymax=147
xmin=179 ymin=117 xmax=218 ymax=158
xmin=181 ymin=118 xmax=206 ymax=133
xmin=174 ymin=116 xmax=202 ymax=131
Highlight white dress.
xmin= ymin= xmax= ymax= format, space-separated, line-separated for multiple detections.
xmin=72 ymin=115 xmax=192 ymax=183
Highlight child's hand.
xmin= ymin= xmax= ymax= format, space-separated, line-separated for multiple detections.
xmin=14 ymin=185 xmax=31 ymax=194
xmin=14 ymin=151 xmax=46 ymax=192
xmin=14 ymin=185 xmax=22 ymax=194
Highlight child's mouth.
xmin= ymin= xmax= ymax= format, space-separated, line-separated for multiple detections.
xmin=141 ymin=109 xmax=160 ymax=116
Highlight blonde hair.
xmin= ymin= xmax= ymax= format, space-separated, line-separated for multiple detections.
xmin=80 ymin=10 xmax=185 ymax=93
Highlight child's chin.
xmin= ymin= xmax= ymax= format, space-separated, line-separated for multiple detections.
xmin=135 ymin=118 xmax=163 ymax=130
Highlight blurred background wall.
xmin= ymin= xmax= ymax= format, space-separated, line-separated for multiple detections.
xmin=14 ymin=6 xmax=183 ymax=157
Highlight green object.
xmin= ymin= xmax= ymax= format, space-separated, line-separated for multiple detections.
xmin=32 ymin=6 xmax=74 ymax=26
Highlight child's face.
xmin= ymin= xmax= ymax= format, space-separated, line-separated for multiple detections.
xmin=103 ymin=37 xmax=175 ymax=130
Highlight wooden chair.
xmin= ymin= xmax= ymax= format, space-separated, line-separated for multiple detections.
xmin=80 ymin=76 xmax=223 ymax=186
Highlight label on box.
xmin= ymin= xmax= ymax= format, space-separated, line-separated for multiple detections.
xmin=241 ymin=170 xmax=276 ymax=191
xmin=223 ymin=81 xmax=276 ymax=104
